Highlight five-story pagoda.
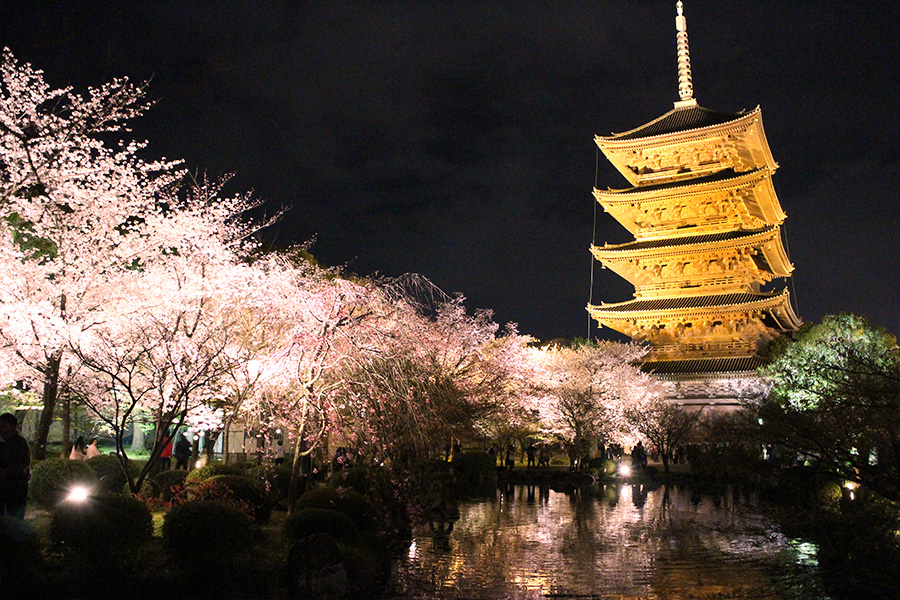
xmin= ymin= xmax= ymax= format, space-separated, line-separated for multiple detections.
xmin=587 ymin=2 xmax=801 ymax=406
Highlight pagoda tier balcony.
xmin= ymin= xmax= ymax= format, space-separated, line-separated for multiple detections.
xmin=595 ymin=106 xmax=777 ymax=187
xmin=586 ymin=289 xmax=802 ymax=356
xmin=590 ymin=226 xmax=794 ymax=292
xmin=593 ymin=167 xmax=785 ymax=240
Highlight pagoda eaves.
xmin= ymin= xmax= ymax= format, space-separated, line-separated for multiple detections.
xmin=592 ymin=167 xmax=786 ymax=239
xmin=595 ymin=106 xmax=778 ymax=187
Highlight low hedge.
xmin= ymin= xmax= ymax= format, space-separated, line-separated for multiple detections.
xmin=50 ymin=493 xmax=153 ymax=559
xmin=0 ymin=515 xmax=47 ymax=595
xmin=246 ymin=463 xmax=292 ymax=500
xmin=184 ymin=461 xmax=243 ymax=483
xmin=29 ymin=458 xmax=99 ymax=507
xmin=206 ymin=474 xmax=273 ymax=523
xmin=85 ymin=454 xmax=131 ymax=494
xmin=152 ymin=469 xmax=189 ymax=501
xmin=297 ymin=486 xmax=377 ymax=534
xmin=283 ymin=507 xmax=359 ymax=543
xmin=162 ymin=500 xmax=255 ymax=564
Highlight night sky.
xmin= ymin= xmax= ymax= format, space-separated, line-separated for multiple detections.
xmin=2 ymin=1 xmax=898 ymax=341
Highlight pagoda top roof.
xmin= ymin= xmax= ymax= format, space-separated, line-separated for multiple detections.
xmin=597 ymin=226 xmax=774 ymax=253
xmin=591 ymin=290 xmax=788 ymax=313
xmin=640 ymin=355 xmax=766 ymax=375
xmin=600 ymin=104 xmax=750 ymax=142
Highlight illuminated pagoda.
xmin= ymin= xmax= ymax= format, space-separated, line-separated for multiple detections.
xmin=587 ymin=1 xmax=801 ymax=406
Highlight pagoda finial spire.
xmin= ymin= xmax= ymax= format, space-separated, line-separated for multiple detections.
xmin=675 ymin=1 xmax=695 ymax=106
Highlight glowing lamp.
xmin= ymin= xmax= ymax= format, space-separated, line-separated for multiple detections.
xmin=65 ymin=485 xmax=91 ymax=503
xmin=618 ymin=464 xmax=632 ymax=477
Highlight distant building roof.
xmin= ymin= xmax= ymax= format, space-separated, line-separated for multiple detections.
xmin=601 ymin=105 xmax=747 ymax=141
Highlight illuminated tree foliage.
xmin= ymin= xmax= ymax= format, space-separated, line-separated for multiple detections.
xmin=623 ymin=397 xmax=700 ymax=474
xmin=0 ymin=49 xmax=183 ymax=458
xmin=760 ymin=313 xmax=900 ymax=502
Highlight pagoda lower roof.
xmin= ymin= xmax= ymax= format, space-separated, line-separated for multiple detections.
xmin=600 ymin=168 xmax=752 ymax=196
xmin=640 ymin=356 xmax=767 ymax=375
xmin=597 ymin=227 xmax=773 ymax=253
xmin=591 ymin=291 xmax=786 ymax=313
xmin=600 ymin=105 xmax=748 ymax=141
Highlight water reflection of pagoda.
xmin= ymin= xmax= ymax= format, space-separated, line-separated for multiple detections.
xmin=587 ymin=2 xmax=801 ymax=407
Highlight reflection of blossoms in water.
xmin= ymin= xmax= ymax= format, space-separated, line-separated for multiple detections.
xmin=393 ymin=484 xmax=827 ymax=599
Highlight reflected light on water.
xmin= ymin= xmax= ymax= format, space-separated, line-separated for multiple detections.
xmin=393 ymin=484 xmax=827 ymax=599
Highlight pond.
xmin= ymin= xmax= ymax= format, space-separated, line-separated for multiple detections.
xmin=391 ymin=482 xmax=830 ymax=599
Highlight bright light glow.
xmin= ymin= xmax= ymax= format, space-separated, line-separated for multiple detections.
xmin=66 ymin=486 xmax=91 ymax=503
xmin=618 ymin=464 xmax=631 ymax=477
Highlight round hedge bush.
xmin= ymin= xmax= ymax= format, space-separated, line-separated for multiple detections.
xmin=50 ymin=492 xmax=153 ymax=558
xmin=207 ymin=474 xmax=273 ymax=523
xmin=152 ymin=469 xmax=189 ymax=501
xmin=184 ymin=461 xmax=243 ymax=483
xmin=283 ymin=507 xmax=359 ymax=543
xmin=85 ymin=454 xmax=131 ymax=494
xmin=121 ymin=477 xmax=160 ymax=499
xmin=246 ymin=463 xmax=292 ymax=499
xmin=162 ymin=500 xmax=254 ymax=563
xmin=29 ymin=458 xmax=99 ymax=507
xmin=297 ymin=486 xmax=377 ymax=534
xmin=0 ymin=515 xmax=47 ymax=596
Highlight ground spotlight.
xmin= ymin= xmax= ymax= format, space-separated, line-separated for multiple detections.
xmin=618 ymin=464 xmax=631 ymax=477
xmin=65 ymin=485 xmax=91 ymax=503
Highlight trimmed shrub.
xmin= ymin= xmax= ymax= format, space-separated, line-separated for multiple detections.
xmin=0 ymin=515 xmax=47 ymax=595
xmin=29 ymin=458 xmax=98 ymax=507
xmin=283 ymin=508 xmax=359 ymax=543
xmin=328 ymin=466 xmax=411 ymax=545
xmin=287 ymin=533 xmax=349 ymax=598
xmin=297 ymin=485 xmax=377 ymax=534
xmin=162 ymin=500 xmax=254 ymax=564
xmin=206 ymin=474 xmax=273 ymax=523
xmin=50 ymin=492 xmax=153 ymax=559
xmin=152 ymin=469 xmax=189 ymax=501
xmin=184 ymin=461 xmax=243 ymax=483
xmin=246 ymin=463 xmax=292 ymax=499
xmin=328 ymin=465 xmax=370 ymax=495
xmin=85 ymin=454 xmax=131 ymax=494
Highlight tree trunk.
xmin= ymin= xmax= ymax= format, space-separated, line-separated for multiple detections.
xmin=287 ymin=433 xmax=308 ymax=514
xmin=130 ymin=420 xmax=145 ymax=452
xmin=32 ymin=350 xmax=62 ymax=460
xmin=60 ymin=390 xmax=71 ymax=459
xmin=205 ymin=431 xmax=218 ymax=461
xmin=661 ymin=452 xmax=670 ymax=474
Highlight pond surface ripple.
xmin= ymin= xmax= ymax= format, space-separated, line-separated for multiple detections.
xmin=391 ymin=483 xmax=830 ymax=600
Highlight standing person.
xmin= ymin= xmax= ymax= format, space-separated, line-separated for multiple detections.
xmin=159 ymin=432 xmax=173 ymax=470
xmin=0 ymin=413 xmax=31 ymax=519
xmin=85 ymin=437 xmax=101 ymax=459
xmin=69 ymin=435 xmax=86 ymax=460
xmin=274 ymin=440 xmax=285 ymax=465
xmin=526 ymin=443 xmax=536 ymax=468
xmin=174 ymin=434 xmax=191 ymax=470
xmin=505 ymin=443 xmax=515 ymax=471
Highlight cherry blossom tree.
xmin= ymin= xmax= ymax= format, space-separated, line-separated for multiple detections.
xmin=63 ymin=176 xmax=277 ymax=490
xmin=0 ymin=49 xmax=183 ymax=457
xmin=623 ymin=397 xmax=702 ymax=473
xmin=536 ymin=340 xmax=658 ymax=454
